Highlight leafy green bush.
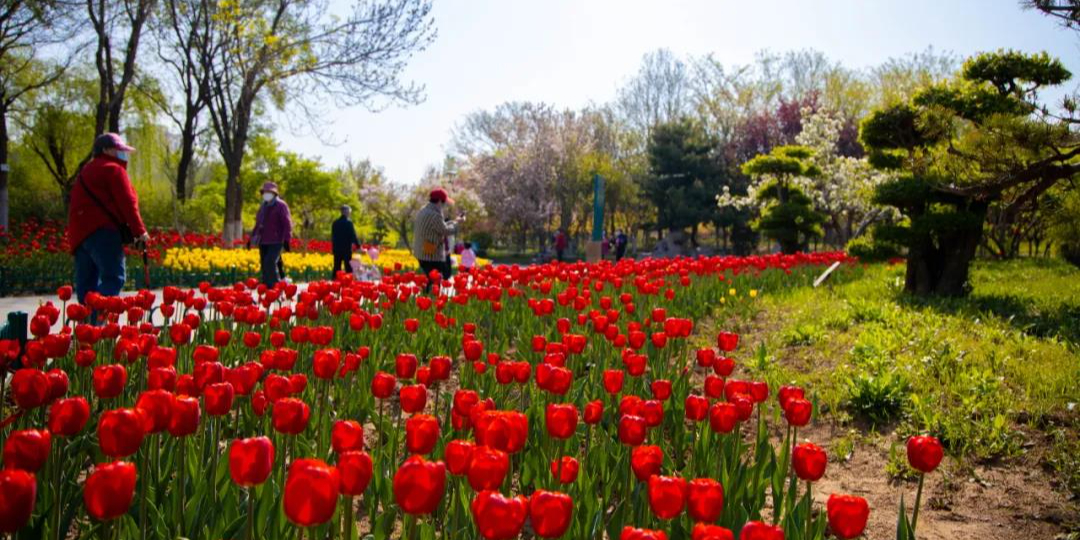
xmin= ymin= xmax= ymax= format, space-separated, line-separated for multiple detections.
xmin=845 ymin=369 xmax=910 ymax=425
xmin=846 ymin=235 xmax=900 ymax=262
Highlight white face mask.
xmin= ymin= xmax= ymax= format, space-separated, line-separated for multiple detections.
xmin=262 ymin=192 xmax=275 ymax=203
xmin=115 ymin=151 xmax=129 ymax=162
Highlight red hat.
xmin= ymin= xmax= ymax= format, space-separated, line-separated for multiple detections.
xmin=429 ymin=188 xmax=453 ymax=204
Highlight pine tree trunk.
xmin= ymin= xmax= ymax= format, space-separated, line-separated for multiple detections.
xmin=904 ymin=202 xmax=987 ymax=297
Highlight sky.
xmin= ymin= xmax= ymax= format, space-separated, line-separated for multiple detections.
xmin=274 ymin=0 xmax=1080 ymax=185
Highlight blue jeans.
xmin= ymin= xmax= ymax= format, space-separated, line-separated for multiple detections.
xmin=260 ymin=243 xmax=284 ymax=287
xmin=74 ymin=227 xmax=126 ymax=304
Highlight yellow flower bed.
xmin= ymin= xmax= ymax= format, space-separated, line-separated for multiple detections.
xmin=161 ymin=247 xmax=490 ymax=274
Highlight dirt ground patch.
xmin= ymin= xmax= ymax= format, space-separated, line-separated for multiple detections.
xmin=794 ymin=422 xmax=1078 ymax=540
xmin=728 ymin=282 xmax=1080 ymax=539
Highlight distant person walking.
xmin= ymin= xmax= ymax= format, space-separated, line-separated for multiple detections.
xmin=249 ymin=181 xmax=293 ymax=287
xmin=614 ymin=230 xmax=628 ymax=261
xmin=554 ymin=229 xmax=568 ymax=262
xmin=67 ymin=133 xmax=150 ymax=305
xmin=331 ymin=204 xmax=360 ymax=279
xmin=412 ymin=188 xmax=463 ymax=292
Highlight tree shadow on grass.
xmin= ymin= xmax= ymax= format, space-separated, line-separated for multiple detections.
xmin=897 ymin=291 xmax=1080 ymax=348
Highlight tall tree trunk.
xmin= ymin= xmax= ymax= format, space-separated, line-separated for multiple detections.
xmin=223 ymin=159 xmax=244 ymax=243
xmin=175 ymin=109 xmax=198 ymax=201
xmin=0 ymin=109 xmax=9 ymax=231
xmin=904 ymin=202 xmax=987 ymax=297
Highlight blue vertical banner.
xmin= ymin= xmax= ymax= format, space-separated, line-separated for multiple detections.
xmin=592 ymin=173 xmax=604 ymax=242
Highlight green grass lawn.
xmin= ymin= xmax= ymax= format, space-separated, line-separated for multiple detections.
xmin=736 ymin=258 xmax=1080 ymax=492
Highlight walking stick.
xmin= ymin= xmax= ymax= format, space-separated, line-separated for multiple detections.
xmin=142 ymin=246 xmax=151 ymax=289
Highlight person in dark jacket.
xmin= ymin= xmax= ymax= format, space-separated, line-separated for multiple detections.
xmin=67 ymin=133 xmax=150 ymax=305
xmin=331 ymin=204 xmax=361 ymax=279
xmin=249 ymin=181 xmax=293 ymax=287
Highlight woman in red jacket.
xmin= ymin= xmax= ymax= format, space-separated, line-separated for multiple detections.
xmin=66 ymin=133 xmax=149 ymax=304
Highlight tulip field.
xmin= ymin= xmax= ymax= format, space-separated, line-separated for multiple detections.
xmin=1 ymin=252 xmax=963 ymax=540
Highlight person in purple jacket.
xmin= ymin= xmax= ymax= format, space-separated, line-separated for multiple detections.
xmin=249 ymin=181 xmax=293 ymax=287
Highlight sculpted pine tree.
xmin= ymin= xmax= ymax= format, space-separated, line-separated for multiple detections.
xmin=860 ymin=50 xmax=1079 ymax=296
xmin=738 ymin=145 xmax=825 ymax=254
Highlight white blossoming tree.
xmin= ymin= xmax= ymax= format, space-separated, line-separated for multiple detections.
xmin=717 ymin=108 xmax=894 ymax=248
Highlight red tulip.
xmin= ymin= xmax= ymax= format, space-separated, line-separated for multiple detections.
xmin=717 ymin=331 xmax=739 ymax=352
xmin=84 ymin=461 xmax=137 ymax=521
xmin=713 ymin=356 xmax=735 ymax=377
xmin=685 ymin=477 xmax=724 ymax=522
xmin=650 ymin=332 xmax=667 ymax=349
xmin=445 ymin=439 xmax=474 ymax=476
xmin=331 ymin=420 xmax=365 ymax=453
xmin=406 ymin=414 xmax=440 ymax=454
xmin=618 ymin=414 xmax=647 ymax=446
xmin=792 ymin=442 xmax=827 ymax=481
xmin=651 ymin=379 xmax=672 ymax=401
xmin=777 ymin=385 xmax=804 ymax=411
xmin=272 ymin=398 xmax=311 ymax=435
xmin=404 ymin=318 xmax=419 ymax=332
xmin=430 ymin=356 xmax=452 ymax=381
xmin=685 ymin=395 xmax=709 ymax=422
xmin=12 ymin=368 xmax=50 ymax=409
xmin=242 ymin=331 xmax=260 ymax=348
xmin=531 ymin=335 xmax=547 ymax=352
xmin=98 ymin=408 xmax=145 ymax=458
xmin=468 ymin=445 xmax=509 ymax=491
xmin=695 ymin=348 xmax=716 ymax=368
xmin=338 ymin=450 xmax=373 ymax=496
xmin=471 ymin=490 xmax=528 ymax=540
xmin=732 ymin=395 xmax=754 ymax=421
xmin=45 ymin=368 xmax=69 ymax=401
xmin=399 ymin=384 xmax=427 ymax=413
xmin=313 ymin=349 xmax=341 ymax=380
xmin=906 ymin=435 xmax=943 ymax=473
xmin=545 ymin=403 xmax=578 ymax=440
xmin=550 ymin=456 xmax=579 ymax=484
xmin=738 ymin=521 xmax=784 ymax=540
xmin=631 ymin=444 xmax=663 ymax=481
xmin=135 ymin=390 xmax=175 ymax=433
xmin=642 ymin=399 xmax=664 ymax=427
xmin=453 ymin=389 xmax=480 ymax=417
xmin=168 ymin=396 xmax=201 ymax=437
xmin=784 ymin=398 xmax=812 ymax=427
xmin=463 ymin=340 xmax=483 ymax=362
xmin=749 ymin=381 xmax=769 ymax=403
xmin=395 ymin=353 xmax=418 ymax=379
xmin=603 ymin=369 xmax=625 ymax=394
xmin=584 ymin=399 xmax=603 ymax=424
xmin=709 ymin=402 xmax=738 ymax=434
xmin=201 ymin=382 xmax=233 ymax=417
xmin=692 ymin=523 xmax=734 ymax=540
xmin=92 ymin=364 xmax=127 ymax=399
xmin=288 ymin=373 xmax=308 ymax=394
xmin=2 ymin=429 xmax=51 ymax=472
xmin=0 ymin=469 xmax=36 ymax=533
xmin=169 ymin=323 xmax=191 ymax=345
xmin=529 ymin=489 xmax=572 ymax=538
xmin=283 ymin=458 xmax=340 ymax=526
xmin=48 ymin=397 xmax=90 ymax=437
xmin=647 ymin=475 xmax=687 ymax=519
xmin=372 ymin=371 xmax=396 ymax=399
xmin=57 ymin=285 xmax=73 ymax=301
xmin=826 ymin=493 xmax=869 ymax=539
xmin=704 ymin=375 xmax=725 ymax=399
xmin=621 ymin=526 xmax=668 ymax=540
xmin=393 ymin=455 xmax=446 ymax=515
xmin=229 ymin=437 xmax=274 ymax=487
